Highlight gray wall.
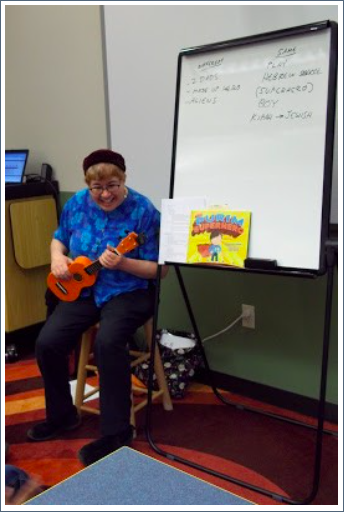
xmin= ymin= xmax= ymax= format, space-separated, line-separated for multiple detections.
xmin=103 ymin=5 xmax=338 ymax=224
xmin=5 ymin=5 xmax=338 ymax=405
xmin=5 ymin=5 xmax=108 ymax=191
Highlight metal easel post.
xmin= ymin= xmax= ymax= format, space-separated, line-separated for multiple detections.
xmin=307 ymin=240 xmax=337 ymax=502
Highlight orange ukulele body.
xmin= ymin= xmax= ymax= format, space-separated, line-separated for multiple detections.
xmin=47 ymin=232 xmax=145 ymax=302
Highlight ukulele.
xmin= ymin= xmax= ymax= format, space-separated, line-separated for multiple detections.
xmin=47 ymin=232 xmax=145 ymax=302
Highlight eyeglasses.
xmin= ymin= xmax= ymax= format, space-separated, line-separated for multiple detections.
xmin=89 ymin=182 xmax=121 ymax=196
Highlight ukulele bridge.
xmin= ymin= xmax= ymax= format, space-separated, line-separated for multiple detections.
xmin=55 ymin=281 xmax=68 ymax=295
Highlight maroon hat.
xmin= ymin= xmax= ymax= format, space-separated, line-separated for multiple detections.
xmin=83 ymin=149 xmax=126 ymax=173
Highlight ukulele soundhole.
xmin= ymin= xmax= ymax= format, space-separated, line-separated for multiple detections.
xmin=73 ymin=273 xmax=83 ymax=282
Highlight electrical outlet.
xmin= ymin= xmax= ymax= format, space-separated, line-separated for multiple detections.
xmin=242 ymin=304 xmax=255 ymax=329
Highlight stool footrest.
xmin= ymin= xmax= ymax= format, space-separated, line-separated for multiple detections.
xmin=80 ymin=405 xmax=101 ymax=415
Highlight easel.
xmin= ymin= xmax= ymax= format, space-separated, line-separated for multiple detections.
xmin=145 ymin=238 xmax=337 ymax=504
xmin=145 ymin=20 xmax=337 ymax=505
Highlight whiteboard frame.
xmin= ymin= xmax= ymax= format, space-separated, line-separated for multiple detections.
xmin=169 ymin=20 xmax=338 ymax=276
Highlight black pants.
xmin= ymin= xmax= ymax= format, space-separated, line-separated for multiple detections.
xmin=36 ymin=288 xmax=155 ymax=436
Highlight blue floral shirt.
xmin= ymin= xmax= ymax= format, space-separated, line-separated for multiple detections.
xmin=54 ymin=187 xmax=160 ymax=307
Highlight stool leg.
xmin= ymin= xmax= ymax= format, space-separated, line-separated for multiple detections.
xmin=144 ymin=320 xmax=173 ymax=411
xmin=153 ymin=346 xmax=173 ymax=411
xmin=75 ymin=328 xmax=94 ymax=413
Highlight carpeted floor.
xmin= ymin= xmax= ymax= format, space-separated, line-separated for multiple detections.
xmin=5 ymin=356 xmax=338 ymax=505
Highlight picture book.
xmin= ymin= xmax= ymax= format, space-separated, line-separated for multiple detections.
xmin=187 ymin=210 xmax=251 ymax=267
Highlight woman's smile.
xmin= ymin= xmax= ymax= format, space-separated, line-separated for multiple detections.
xmin=89 ymin=180 xmax=127 ymax=211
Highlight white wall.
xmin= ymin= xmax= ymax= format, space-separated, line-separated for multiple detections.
xmin=5 ymin=5 xmax=108 ymax=192
xmin=104 ymin=4 xmax=339 ymax=223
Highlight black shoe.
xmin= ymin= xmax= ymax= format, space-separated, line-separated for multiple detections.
xmin=78 ymin=427 xmax=133 ymax=467
xmin=27 ymin=415 xmax=81 ymax=442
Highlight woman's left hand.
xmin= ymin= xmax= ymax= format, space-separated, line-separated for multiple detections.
xmin=99 ymin=245 xmax=124 ymax=270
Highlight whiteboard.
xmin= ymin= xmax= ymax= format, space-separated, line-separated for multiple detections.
xmin=171 ymin=22 xmax=337 ymax=274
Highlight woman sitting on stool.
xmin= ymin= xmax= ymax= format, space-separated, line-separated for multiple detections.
xmin=27 ymin=149 xmax=167 ymax=466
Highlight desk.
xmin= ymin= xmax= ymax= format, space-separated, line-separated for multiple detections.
xmin=26 ymin=447 xmax=252 ymax=505
xmin=5 ymin=183 xmax=58 ymax=332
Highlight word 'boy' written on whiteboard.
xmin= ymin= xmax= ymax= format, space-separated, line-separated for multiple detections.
xmin=183 ymin=40 xmax=328 ymax=124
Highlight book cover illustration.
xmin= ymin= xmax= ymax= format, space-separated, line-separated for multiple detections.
xmin=187 ymin=210 xmax=251 ymax=267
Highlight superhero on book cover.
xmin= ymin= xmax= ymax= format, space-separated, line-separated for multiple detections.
xmin=187 ymin=210 xmax=251 ymax=268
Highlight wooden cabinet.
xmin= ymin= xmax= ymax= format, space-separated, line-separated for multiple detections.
xmin=5 ymin=195 xmax=58 ymax=332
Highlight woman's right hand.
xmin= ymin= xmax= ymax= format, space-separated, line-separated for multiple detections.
xmin=51 ymin=254 xmax=73 ymax=280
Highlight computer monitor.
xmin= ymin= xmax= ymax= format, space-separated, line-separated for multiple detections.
xmin=5 ymin=150 xmax=29 ymax=184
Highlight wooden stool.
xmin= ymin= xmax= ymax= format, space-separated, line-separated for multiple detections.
xmin=74 ymin=318 xmax=173 ymax=430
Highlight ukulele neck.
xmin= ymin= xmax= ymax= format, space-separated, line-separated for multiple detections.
xmin=85 ymin=260 xmax=102 ymax=275
xmin=84 ymin=246 xmax=120 ymax=275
